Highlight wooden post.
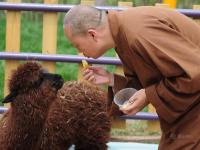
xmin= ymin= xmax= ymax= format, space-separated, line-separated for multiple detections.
xmin=163 ymin=0 xmax=176 ymax=8
xmin=111 ymin=1 xmax=133 ymax=129
xmin=193 ymin=5 xmax=200 ymax=24
xmin=77 ymin=0 xmax=95 ymax=81
xmin=118 ymin=1 xmax=133 ymax=7
xmin=95 ymin=0 xmax=107 ymax=6
xmin=4 ymin=0 xmax=21 ymax=106
xmin=81 ymin=0 xmax=95 ymax=5
xmin=155 ymin=3 xmax=170 ymax=7
xmin=42 ymin=0 xmax=58 ymax=73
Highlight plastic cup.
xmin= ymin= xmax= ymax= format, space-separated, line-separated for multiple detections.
xmin=114 ymin=88 xmax=137 ymax=107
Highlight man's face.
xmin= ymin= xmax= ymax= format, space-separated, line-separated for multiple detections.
xmin=64 ymin=26 xmax=106 ymax=59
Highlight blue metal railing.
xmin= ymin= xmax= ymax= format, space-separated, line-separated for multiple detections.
xmin=0 ymin=106 xmax=159 ymax=120
xmin=0 ymin=2 xmax=200 ymax=18
xmin=0 ymin=52 xmax=122 ymax=65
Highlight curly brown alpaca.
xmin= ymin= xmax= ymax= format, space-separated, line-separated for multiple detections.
xmin=0 ymin=62 xmax=64 ymax=150
xmin=0 ymin=62 xmax=111 ymax=150
xmin=36 ymin=81 xmax=111 ymax=150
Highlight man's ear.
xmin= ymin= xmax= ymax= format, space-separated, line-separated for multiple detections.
xmin=88 ymin=29 xmax=98 ymax=41
xmin=2 ymin=91 xmax=17 ymax=103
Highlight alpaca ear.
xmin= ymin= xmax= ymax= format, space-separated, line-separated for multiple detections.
xmin=2 ymin=91 xmax=17 ymax=103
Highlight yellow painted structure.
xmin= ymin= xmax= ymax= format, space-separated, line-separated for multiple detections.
xmin=4 ymin=0 xmax=21 ymax=107
xmin=163 ymin=0 xmax=176 ymax=8
xmin=42 ymin=0 xmax=58 ymax=73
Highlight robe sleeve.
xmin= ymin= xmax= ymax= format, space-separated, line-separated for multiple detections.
xmin=107 ymin=64 xmax=143 ymax=117
xmin=113 ymin=66 xmax=143 ymax=93
xmin=135 ymin=22 xmax=200 ymax=124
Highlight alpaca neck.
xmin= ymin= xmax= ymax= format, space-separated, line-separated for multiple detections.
xmin=0 ymin=90 xmax=56 ymax=150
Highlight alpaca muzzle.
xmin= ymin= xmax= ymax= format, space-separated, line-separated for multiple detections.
xmin=52 ymin=76 xmax=64 ymax=90
xmin=42 ymin=73 xmax=64 ymax=90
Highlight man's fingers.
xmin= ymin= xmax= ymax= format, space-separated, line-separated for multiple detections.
xmin=83 ymin=70 xmax=94 ymax=80
xmin=128 ymin=98 xmax=136 ymax=104
xmin=83 ymin=69 xmax=90 ymax=76
xmin=88 ymin=75 xmax=95 ymax=82
xmin=119 ymin=89 xmax=148 ymax=116
xmin=120 ymin=98 xmax=139 ymax=114
xmin=120 ymin=106 xmax=139 ymax=115
xmin=126 ymin=109 xmax=138 ymax=116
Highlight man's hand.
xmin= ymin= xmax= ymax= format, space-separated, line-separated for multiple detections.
xmin=83 ymin=66 xmax=113 ymax=85
xmin=120 ymin=89 xmax=149 ymax=115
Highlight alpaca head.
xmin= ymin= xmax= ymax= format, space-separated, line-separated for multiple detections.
xmin=2 ymin=62 xmax=64 ymax=103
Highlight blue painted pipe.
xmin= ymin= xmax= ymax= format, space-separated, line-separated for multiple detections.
xmin=120 ymin=112 xmax=159 ymax=120
xmin=0 ymin=106 xmax=8 ymax=114
xmin=0 ymin=2 xmax=127 ymax=12
xmin=0 ymin=106 xmax=158 ymax=120
xmin=0 ymin=2 xmax=200 ymax=18
xmin=0 ymin=52 xmax=122 ymax=65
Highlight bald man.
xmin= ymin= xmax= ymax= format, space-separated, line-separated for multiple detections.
xmin=64 ymin=5 xmax=200 ymax=149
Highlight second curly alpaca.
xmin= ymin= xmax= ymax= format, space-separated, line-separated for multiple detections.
xmin=37 ymin=81 xmax=111 ymax=150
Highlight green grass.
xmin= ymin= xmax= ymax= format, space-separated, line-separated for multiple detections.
xmin=0 ymin=12 xmax=5 ymax=100
xmin=111 ymin=120 xmax=160 ymax=137
xmin=0 ymin=13 xmax=5 ymax=52
xmin=0 ymin=61 xmax=5 ymax=100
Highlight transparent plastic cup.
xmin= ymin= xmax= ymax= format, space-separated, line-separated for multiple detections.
xmin=114 ymin=88 xmax=137 ymax=108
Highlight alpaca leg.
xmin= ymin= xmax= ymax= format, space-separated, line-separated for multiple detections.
xmin=75 ymin=143 xmax=107 ymax=150
xmin=38 ymin=135 xmax=73 ymax=150
xmin=36 ymin=103 xmax=76 ymax=150
xmin=74 ymin=136 xmax=108 ymax=150
xmin=75 ymin=119 xmax=110 ymax=150
xmin=75 ymin=122 xmax=110 ymax=150
xmin=36 ymin=121 xmax=74 ymax=150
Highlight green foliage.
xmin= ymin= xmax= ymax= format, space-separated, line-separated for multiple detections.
xmin=111 ymin=120 xmax=160 ymax=137
xmin=21 ymin=12 xmax=42 ymax=53
xmin=177 ymin=0 xmax=200 ymax=9
xmin=0 ymin=61 xmax=5 ymax=101
xmin=0 ymin=12 xmax=5 ymax=52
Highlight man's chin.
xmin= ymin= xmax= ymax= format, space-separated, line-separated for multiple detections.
xmin=83 ymin=54 xmax=91 ymax=58
xmin=85 ymin=55 xmax=98 ymax=59
xmin=84 ymin=53 xmax=101 ymax=59
xmin=92 ymin=55 xmax=100 ymax=59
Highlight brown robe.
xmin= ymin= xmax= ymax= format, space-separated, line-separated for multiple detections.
xmin=107 ymin=6 xmax=200 ymax=150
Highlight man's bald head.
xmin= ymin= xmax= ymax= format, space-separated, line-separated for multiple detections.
xmin=63 ymin=5 xmax=107 ymax=36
